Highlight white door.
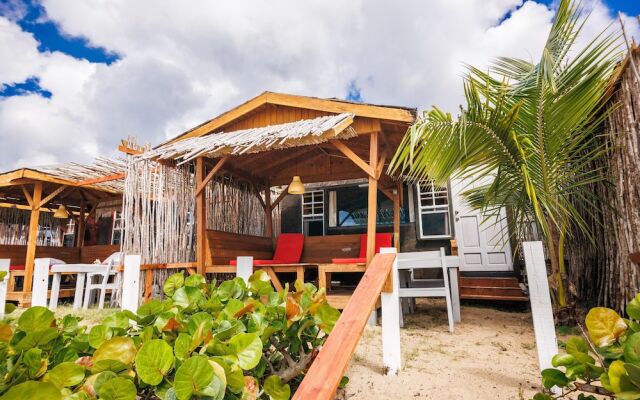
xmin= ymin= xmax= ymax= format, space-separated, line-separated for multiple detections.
xmin=451 ymin=177 xmax=513 ymax=272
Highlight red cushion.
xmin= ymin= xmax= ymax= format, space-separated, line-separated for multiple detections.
xmin=331 ymin=257 xmax=366 ymax=264
xmin=10 ymin=265 xmax=25 ymax=271
xmin=272 ymin=233 xmax=304 ymax=263
xmin=358 ymin=233 xmax=393 ymax=258
xmin=229 ymin=259 xmax=290 ymax=266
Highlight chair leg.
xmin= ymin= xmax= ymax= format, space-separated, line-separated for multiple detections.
xmin=399 ymin=301 xmax=405 ymax=328
xmin=445 ymin=292 xmax=455 ymax=333
xmin=83 ymin=287 xmax=92 ymax=310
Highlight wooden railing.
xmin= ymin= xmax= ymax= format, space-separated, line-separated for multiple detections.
xmin=293 ymin=251 xmax=399 ymax=400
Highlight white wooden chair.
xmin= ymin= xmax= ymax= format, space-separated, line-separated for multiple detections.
xmin=397 ymin=248 xmax=455 ymax=333
xmin=83 ymin=253 xmax=123 ymax=310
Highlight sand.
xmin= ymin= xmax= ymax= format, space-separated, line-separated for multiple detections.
xmin=345 ymin=299 xmax=542 ymax=399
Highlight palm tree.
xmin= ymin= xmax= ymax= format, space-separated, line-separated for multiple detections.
xmin=389 ymin=0 xmax=622 ymax=308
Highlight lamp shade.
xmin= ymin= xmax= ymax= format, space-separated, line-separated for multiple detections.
xmin=53 ymin=205 xmax=69 ymax=219
xmin=288 ymin=176 xmax=305 ymax=195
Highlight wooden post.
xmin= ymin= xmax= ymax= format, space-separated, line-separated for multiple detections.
xmin=380 ymin=247 xmax=401 ymax=375
xmin=121 ymin=255 xmax=141 ymax=312
xmin=366 ymin=132 xmax=379 ymax=264
xmin=32 ymin=258 xmax=50 ymax=307
xmin=0 ymin=259 xmax=9 ymax=319
xmin=24 ymin=182 xmax=42 ymax=302
xmin=196 ymin=157 xmax=207 ymax=275
xmin=523 ymin=241 xmax=558 ymax=374
xmin=264 ymin=183 xmax=274 ymax=245
xmin=236 ymin=256 xmax=253 ymax=283
xmin=76 ymin=198 xmax=85 ymax=247
xmin=393 ymin=181 xmax=401 ymax=252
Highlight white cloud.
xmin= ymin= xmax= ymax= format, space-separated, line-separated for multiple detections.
xmin=0 ymin=0 xmax=638 ymax=170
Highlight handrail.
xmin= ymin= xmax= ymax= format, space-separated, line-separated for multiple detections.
xmin=293 ymin=252 xmax=396 ymax=400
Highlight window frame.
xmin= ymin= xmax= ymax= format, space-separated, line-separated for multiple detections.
xmin=300 ymin=190 xmax=324 ymax=236
xmin=415 ymin=180 xmax=453 ymax=240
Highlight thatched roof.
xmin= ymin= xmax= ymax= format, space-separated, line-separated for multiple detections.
xmin=0 ymin=157 xmax=127 ymax=193
xmin=141 ymin=113 xmax=357 ymax=164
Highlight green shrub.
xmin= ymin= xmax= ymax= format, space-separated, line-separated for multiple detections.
xmin=535 ymin=294 xmax=640 ymax=399
xmin=0 ymin=270 xmax=340 ymax=399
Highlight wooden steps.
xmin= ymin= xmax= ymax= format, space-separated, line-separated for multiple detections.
xmin=459 ymin=276 xmax=528 ymax=302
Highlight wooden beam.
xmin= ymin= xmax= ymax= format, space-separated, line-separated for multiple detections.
xmin=394 ymin=181 xmax=401 ymax=252
xmin=196 ymin=158 xmax=207 ymax=275
xmin=23 ymin=182 xmax=42 ymax=301
xmin=376 ymin=150 xmax=388 ymax=180
xmin=293 ymin=253 xmax=396 ymax=400
xmin=264 ymin=183 xmax=274 ymax=243
xmin=38 ymin=185 xmax=67 ymax=208
xmin=221 ymin=163 xmax=266 ymax=187
xmin=21 ymin=185 xmax=33 ymax=207
xmin=270 ymin=186 xmax=289 ymax=211
xmin=366 ymin=132 xmax=379 ymax=265
xmin=76 ymin=198 xmax=85 ymax=247
xmin=118 ymin=143 xmax=144 ymax=155
xmin=76 ymin=173 xmax=125 ymax=186
xmin=196 ymin=156 xmax=229 ymax=196
xmin=329 ymin=140 xmax=375 ymax=179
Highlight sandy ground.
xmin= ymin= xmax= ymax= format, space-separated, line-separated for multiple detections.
xmin=345 ymin=299 xmax=542 ymax=399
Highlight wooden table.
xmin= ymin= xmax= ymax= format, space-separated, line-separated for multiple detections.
xmin=49 ymin=264 xmax=107 ymax=310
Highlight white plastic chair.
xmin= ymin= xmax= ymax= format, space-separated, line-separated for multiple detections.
xmin=397 ymin=248 xmax=455 ymax=333
xmin=83 ymin=253 xmax=122 ymax=310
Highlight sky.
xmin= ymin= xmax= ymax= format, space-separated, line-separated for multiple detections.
xmin=0 ymin=0 xmax=638 ymax=171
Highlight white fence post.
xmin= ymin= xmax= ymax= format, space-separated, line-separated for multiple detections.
xmin=0 ymin=259 xmax=9 ymax=319
xmin=380 ymin=247 xmax=401 ymax=375
xmin=121 ymin=255 xmax=141 ymax=312
xmin=32 ymin=258 xmax=50 ymax=307
xmin=523 ymin=241 xmax=558 ymax=373
xmin=236 ymin=256 xmax=253 ymax=283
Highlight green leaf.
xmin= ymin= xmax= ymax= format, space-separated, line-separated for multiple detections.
xmin=135 ymin=339 xmax=174 ymax=386
xmin=93 ymin=337 xmax=137 ymax=366
xmin=609 ymin=360 xmax=627 ymax=393
xmin=585 ymin=307 xmax=627 ymax=347
xmin=229 ymin=333 xmax=263 ymax=370
xmin=551 ymin=353 xmax=575 ymax=367
xmin=46 ymin=362 xmax=85 ymax=388
xmin=263 ymin=375 xmax=291 ymax=400
xmin=0 ymin=323 xmax=11 ymax=341
xmin=532 ymin=394 xmax=553 ymax=400
xmin=626 ymin=333 xmax=640 ymax=365
xmin=88 ymin=325 xmax=112 ymax=349
xmin=628 ymin=294 xmax=640 ymax=320
xmin=4 ymin=302 xmax=16 ymax=315
xmin=137 ymin=299 xmax=164 ymax=317
xmin=0 ymin=381 xmax=62 ymax=400
xmin=210 ymin=357 xmax=244 ymax=394
xmin=173 ymin=356 xmax=214 ymax=400
xmin=185 ymin=274 xmax=206 ymax=287
xmin=174 ymin=333 xmax=192 ymax=361
xmin=103 ymin=312 xmax=130 ymax=330
xmin=23 ymin=348 xmax=47 ymax=378
xmin=17 ymin=306 xmax=54 ymax=332
xmin=163 ymin=272 xmax=185 ymax=297
xmin=313 ymin=303 xmax=340 ymax=333
xmin=93 ymin=371 xmax=118 ymax=393
xmin=97 ymin=377 xmax=137 ymax=400
xmin=172 ymin=286 xmax=204 ymax=308
xmin=91 ymin=360 xmax=129 ymax=374
xmin=541 ymin=368 xmax=569 ymax=389
xmin=565 ymin=336 xmax=589 ymax=356
xmin=15 ymin=327 xmax=58 ymax=351
xmin=626 ymin=363 xmax=640 ymax=387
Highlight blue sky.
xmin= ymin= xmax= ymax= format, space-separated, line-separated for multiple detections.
xmin=0 ymin=0 xmax=638 ymax=169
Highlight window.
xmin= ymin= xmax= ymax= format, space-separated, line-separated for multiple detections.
xmin=111 ymin=211 xmax=125 ymax=245
xmin=301 ymin=191 xmax=324 ymax=236
xmin=416 ymin=180 xmax=452 ymax=239
xmin=63 ymin=218 xmax=75 ymax=246
xmin=328 ymin=184 xmax=409 ymax=229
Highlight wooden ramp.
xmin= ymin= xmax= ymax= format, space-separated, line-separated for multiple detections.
xmin=459 ymin=275 xmax=528 ymax=302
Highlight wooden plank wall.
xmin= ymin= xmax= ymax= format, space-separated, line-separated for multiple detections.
xmin=300 ymin=234 xmax=361 ymax=263
xmin=80 ymin=245 xmax=121 ymax=263
xmin=0 ymin=244 xmax=119 ymax=266
xmin=207 ymin=230 xmax=273 ymax=265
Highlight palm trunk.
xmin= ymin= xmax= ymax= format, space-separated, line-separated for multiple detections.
xmin=546 ymin=218 xmax=567 ymax=308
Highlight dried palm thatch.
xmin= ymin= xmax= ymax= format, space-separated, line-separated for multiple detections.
xmin=567 ymin=46 xmax=640 ymax=313
xmin=37 ymin=157 xmax=127 ymax=192
xmin=140 ymin=113 xmax=356 ymax=164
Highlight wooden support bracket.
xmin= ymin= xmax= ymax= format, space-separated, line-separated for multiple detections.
xmin=196 ymin=156 xmax=229 ymax=196
xmin=38 ymin=185 xmax=67 ymax=208
xmin=329 ymin=139 xmax=376 ymax=179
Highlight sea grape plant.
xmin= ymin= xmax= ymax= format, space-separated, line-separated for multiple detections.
xmin=0 ymin=270 xmax=340 ymax=399
xmin=535 ymin=294 xmax=640 ymax=399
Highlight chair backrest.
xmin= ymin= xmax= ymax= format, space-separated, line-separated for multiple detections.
xmin=397 ymin=248 xmax=450 ymax=289
xmin=273 ymin=233 xmax=305 ymax=263
xmin=358 ymin=233 xmax=393 ymax=258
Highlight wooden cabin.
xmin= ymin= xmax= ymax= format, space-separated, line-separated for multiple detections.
xmin=145 ymin=92 xmax=527 ymax=303
xmin=0 ymin=161 xmax=125 ymax=305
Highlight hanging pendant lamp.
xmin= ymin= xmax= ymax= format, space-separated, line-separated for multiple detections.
xmin=288 ymin=176 xmax=305 ymax=195
xmin=53 ymin=205 xmax=70 ymax=219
